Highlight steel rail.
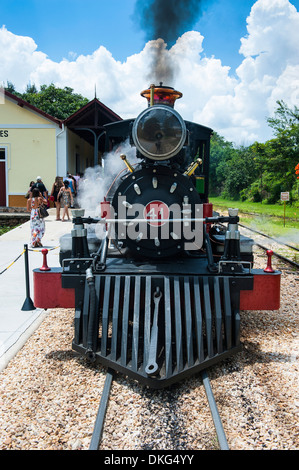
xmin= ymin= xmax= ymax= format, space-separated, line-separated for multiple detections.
xmin=88 ymin=368 xmax=230 ymax=450
xmin=236 ymin=224 xmax=299 ymax=268
xmin=239 ymin=223 xmax=299 ymax=252
xmin=255 ymin=242 xmax=299 ymax=269
xmin=201 ymin=369 xmax=229 ymax=450
xmin=89 ymin=369 xmax=114 ymax=450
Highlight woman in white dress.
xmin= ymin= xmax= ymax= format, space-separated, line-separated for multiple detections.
xmin=26 ymin=188 xmax=47 ymax=247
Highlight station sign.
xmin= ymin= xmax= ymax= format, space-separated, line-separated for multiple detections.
xmin=281 ymin=192 xmax=289 ymax=201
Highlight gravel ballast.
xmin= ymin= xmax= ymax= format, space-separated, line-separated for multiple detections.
xmin=0 ymin=250 xmax=298 ymax=450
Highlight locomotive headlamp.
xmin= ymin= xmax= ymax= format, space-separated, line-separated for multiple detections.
xmin=132 ymin=105 xmax=187 ymax=161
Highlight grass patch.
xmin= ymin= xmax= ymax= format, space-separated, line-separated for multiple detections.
xmin=209 ymin=197 xmax=299 ymax=220
xmin=209 ymin=197 xmax=299 ymax=245
xmin=0 ymin=225 xmax=13 ymax=236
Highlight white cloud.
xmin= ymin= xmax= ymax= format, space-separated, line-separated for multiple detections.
xmin=0 ymin=26 xmax=47 ymax=90
xmin=1 ymin=0 xmax=299 ymax=145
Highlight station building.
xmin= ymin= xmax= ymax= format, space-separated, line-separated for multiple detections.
xmin=0 ymin=90 xmax=121 ymax=208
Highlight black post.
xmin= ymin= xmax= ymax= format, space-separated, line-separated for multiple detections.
xmin=21 ymin=244 xmax=36 ymax=311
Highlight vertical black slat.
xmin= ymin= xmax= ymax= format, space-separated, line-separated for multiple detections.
xmin=132 ymin=276 xmax=141 ymax=372
xmin=92 ymin=276 xmax=101 ymax=352
xmin=184 ymin=276 xmax=194 ymax=367
xmin=74 ymin=307 xmax=82 ymax=345
xmin=234 ymin=306 xmax=241 ymax=346
xmin=101 ymin=276 xmax=111 ymax=356
xmin=74 ymin=289 xmax=84 ymax=346
xmin=164 ymin=276 xmax=172 ymax=378
xmin=231 ymin=286 xmax=241 ymax=346
xmin=223 ymin=277 xmax=232 ymax=349
xmin=203 ymin=277 xmax=214 ymax=358
xmin=121 ymin=276 xmax=130 ymax=366
xmin=82 ymin=281 xmax=90 ymax=348
xmin=143 ymin=276 xmax=151 ymax=368
xmin=174 ymin=277 xmax=183 ymax=373
xmin=193 ymin=277 xmax=204 ymax=362
xmin=213 ymin=277 xmax=223 ymax=354
xmin=111 ymin=276 xmax=121 ymax=361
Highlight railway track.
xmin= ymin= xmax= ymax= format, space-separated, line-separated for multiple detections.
xmin=87 ymin=221 xmax=298 ymax=451
xmin=89 ymin=368 xmax=229 ymax=451
xmin=1 ymin=259 xmax=297 ymax=450
xmin=238 ymin=223 xmax=299 ymax=269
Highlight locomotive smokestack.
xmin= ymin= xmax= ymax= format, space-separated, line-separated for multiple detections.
xmin=141 ymin=83 xmax=182 ymax=107
xmin=135 ymin=0 xmax=204 ymax=84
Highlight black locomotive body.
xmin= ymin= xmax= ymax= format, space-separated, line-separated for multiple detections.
xmin=35 ymin=85 xmax=281 ymax=388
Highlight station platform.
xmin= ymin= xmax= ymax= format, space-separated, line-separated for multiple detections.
xmin=0 ymin=209 xmax=72 ymax=371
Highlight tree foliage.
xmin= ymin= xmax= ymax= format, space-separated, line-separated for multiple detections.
xmin=5 ymin=82 xmax=89 ymax=120
xmin=209 ymin=133 xmax=257 ymax=200
xmin=22 ymin=83 xmax=89 ymax=119
xmin=210 ymin=100 xmax=299 ymax=204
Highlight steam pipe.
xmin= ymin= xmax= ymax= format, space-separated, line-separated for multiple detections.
xmin=203 ymin=225 xmax=217 ymax=272
xmin=92 ymin=223 xmax=111 ymax=272
xmin=72 ymin=215 xmax=239 ymax=225
xmin=97 ymin=230 xmax=109 ymax=271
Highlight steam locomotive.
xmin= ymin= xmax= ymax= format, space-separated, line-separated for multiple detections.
xmin=34 ymin=85 xmax=281 ymax=388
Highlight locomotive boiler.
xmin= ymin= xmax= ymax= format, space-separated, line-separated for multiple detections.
xmin=34 ymin=84 xmax=281 ymax=388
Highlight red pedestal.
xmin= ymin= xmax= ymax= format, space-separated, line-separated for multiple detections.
xmin=33 ymin=268 xmax=75 ymax=308
xmin=240 ymin=270 xmax=281 ymax=310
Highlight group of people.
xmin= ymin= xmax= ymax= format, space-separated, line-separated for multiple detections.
xmin=26 ymin=173 xmax=81 ymax=248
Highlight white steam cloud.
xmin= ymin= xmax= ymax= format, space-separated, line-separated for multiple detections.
xmin=77 ymin=139 xmax=138 ymax=218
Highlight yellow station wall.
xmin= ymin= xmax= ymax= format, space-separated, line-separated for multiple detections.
xmin=0 ymin=97 xmax=59 ymax=207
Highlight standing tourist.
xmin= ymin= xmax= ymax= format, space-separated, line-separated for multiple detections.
xmin=50 ymin=176 xmax=64 ymax=220
xmin=66 ymin=173 xmax=76 ymax=200
xmin=26 ymin=187 xmax=47 ymax=247
xmin=58 ymin=180 xmax=73 ymax=221
xmin=31 ymin=176 xmax=49 ymax=206
xmin=31 ymin=176 xmax=48 ymax=198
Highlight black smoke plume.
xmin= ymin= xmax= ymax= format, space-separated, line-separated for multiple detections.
xmin=134 ymin=0 xmax=204 ymax=84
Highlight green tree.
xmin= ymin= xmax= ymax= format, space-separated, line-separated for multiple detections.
xmin=243 ymin=101 xmax=299 ymax=203
xmin=209 ymin=132 xmax=257 ymax=200
xmin=25 ymin=83 xmax=38 ymax=94
xmin=267 ymin=99 xmax=299 ymax=133
xmin=209 ymin=132 xmax=237 ymax=195
xmin=5 ymin=81 xmax=22 ymax=97
xmin=21 ymin=83 xmax=89 ymax=119
xmin=220 ymin=146 xmax=257 ymax=200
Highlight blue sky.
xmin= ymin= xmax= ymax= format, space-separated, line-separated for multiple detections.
xmin=1 ymin=0 xmax=297 ymax=72
xmin=1 ymin=0 xmax=299 ymax=144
